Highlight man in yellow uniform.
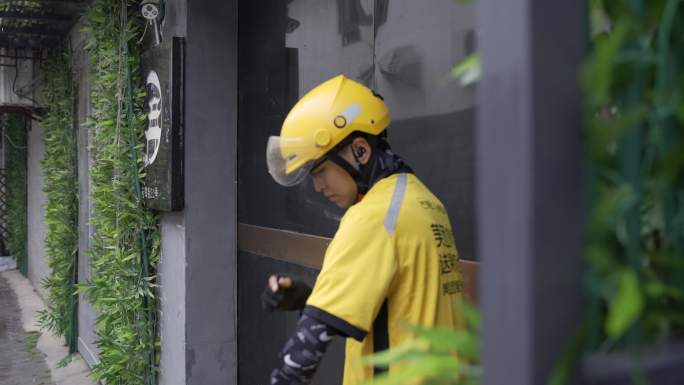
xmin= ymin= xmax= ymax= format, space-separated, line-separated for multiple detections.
xmin=263 ymin=75 xmax=464 ymax=385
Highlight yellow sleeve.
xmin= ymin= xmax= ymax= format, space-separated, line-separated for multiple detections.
xmin=304 ymin=210 xmax=397 ymax=341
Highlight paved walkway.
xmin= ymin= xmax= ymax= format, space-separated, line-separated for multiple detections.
xmin=0 ymin=270 xmax=96 ymax=385
xmin=0 ymin=272 xmax=54 ymax=385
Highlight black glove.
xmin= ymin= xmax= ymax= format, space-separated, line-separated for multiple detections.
xmin=261 ymin=275 xmax=312 ymax=312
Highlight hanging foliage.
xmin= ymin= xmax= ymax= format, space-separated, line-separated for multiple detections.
xmin=36 ymin=49 xmax=80 ymax=354
xmin=79 ymin=0 xmax=161 ymax=383
xmin=363 ymin=301 xmax=481 ymax=385
xmin=550 ymin=2 xmax=684 ymax=384
xmin=582 ymin=0 xmax=684 ymax=350
xmin=5 ymin=113 xmax=28 ymax=276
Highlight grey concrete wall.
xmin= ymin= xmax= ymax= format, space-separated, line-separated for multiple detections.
xmin=161 ymin=0 xmax=187 ymax=38
xmin=157 ymin=1 xmax=187 ymax=384
xmin=26 ymin=118 xmax=48 ymax=299
xmin=158 ymin=212 xmax=186 ymax=385
xmin=478 ymin=0 xmax=584 ymax=384
xmin=185 ymin=0 xmax=238 ymax=383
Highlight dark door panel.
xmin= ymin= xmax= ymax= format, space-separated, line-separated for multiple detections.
xmin=238 ymin=0 xmax=375 ymax=237
xmin=238 ymin=251 xmax=344 ymax=385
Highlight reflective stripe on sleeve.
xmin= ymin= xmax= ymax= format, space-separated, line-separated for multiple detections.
xmin=384 ymin=173 xmax=408 ymax=236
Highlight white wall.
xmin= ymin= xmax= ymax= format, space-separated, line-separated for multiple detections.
xmin=70 ymin=23 xmax=101 ymax=367
xmin=26 ymin=118 xmax=48 ymax=299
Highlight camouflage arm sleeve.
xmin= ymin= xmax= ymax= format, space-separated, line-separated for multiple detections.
xmin=269 ymin=314 xmax=338 ymax=385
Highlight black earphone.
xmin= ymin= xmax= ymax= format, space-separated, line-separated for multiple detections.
xmin=354 ymin=147 xmax=366 ymax=158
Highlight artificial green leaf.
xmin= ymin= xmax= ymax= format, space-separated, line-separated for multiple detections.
xmin=605 ymin=269 xmax=644 ymax=339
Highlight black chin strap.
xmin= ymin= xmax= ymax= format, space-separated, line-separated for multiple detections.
xmin=323 ymin=135 xmax=412 ymax=196
xmin=325 ymin=150 xmax=373 ymax=196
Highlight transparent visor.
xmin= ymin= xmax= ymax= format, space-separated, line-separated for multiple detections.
xmin=266 ymin=136 xmax=318 ymax=186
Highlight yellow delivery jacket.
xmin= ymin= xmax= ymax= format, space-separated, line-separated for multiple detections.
xmin=304 ymin=173 xmax=464 ymax=385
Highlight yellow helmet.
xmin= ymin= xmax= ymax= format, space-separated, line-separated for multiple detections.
xmin=266 ymin=75 xmax=390 ymax=186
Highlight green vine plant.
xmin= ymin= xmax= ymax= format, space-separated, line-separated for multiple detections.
xmin=582 ymin=0 xmax=684 ymax=351
xmin=5 ymin=112 xmax=28 ymax=276
xmin=363 ymin=301 xmax=481 ymax=385
xmin=79 ymin=0 xmax=161 ymax=384
xmin=550 ymin=1 xmax=684 ymax=384
xmin=36 ymin=49 xmax=80 ymax=355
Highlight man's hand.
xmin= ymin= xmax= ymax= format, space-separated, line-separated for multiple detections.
xmin=261 ymin=274 xmax=312 ymax=312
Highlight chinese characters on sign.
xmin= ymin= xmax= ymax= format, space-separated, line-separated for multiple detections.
xmin=142 ymin=186 xmax=161 ymax=200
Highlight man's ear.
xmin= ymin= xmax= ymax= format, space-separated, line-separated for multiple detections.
xmin=351 ymin=137 xmax=372 ymax=166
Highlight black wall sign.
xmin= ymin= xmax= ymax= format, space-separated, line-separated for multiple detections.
xmin=140 ymin=37 xmax=184 ymax=211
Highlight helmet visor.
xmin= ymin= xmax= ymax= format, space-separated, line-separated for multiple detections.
xmin=266 ymin=136 xmax=317 ymax=186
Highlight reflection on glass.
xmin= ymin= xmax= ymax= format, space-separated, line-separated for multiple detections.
xmin=239 ymin=0 xmax=477 ymax=260
xmin=285 ymin=0 xmax=375 ymax=94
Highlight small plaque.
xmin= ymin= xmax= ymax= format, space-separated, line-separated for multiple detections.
xmin=140 ymin=37 xmax=184 ymax=211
